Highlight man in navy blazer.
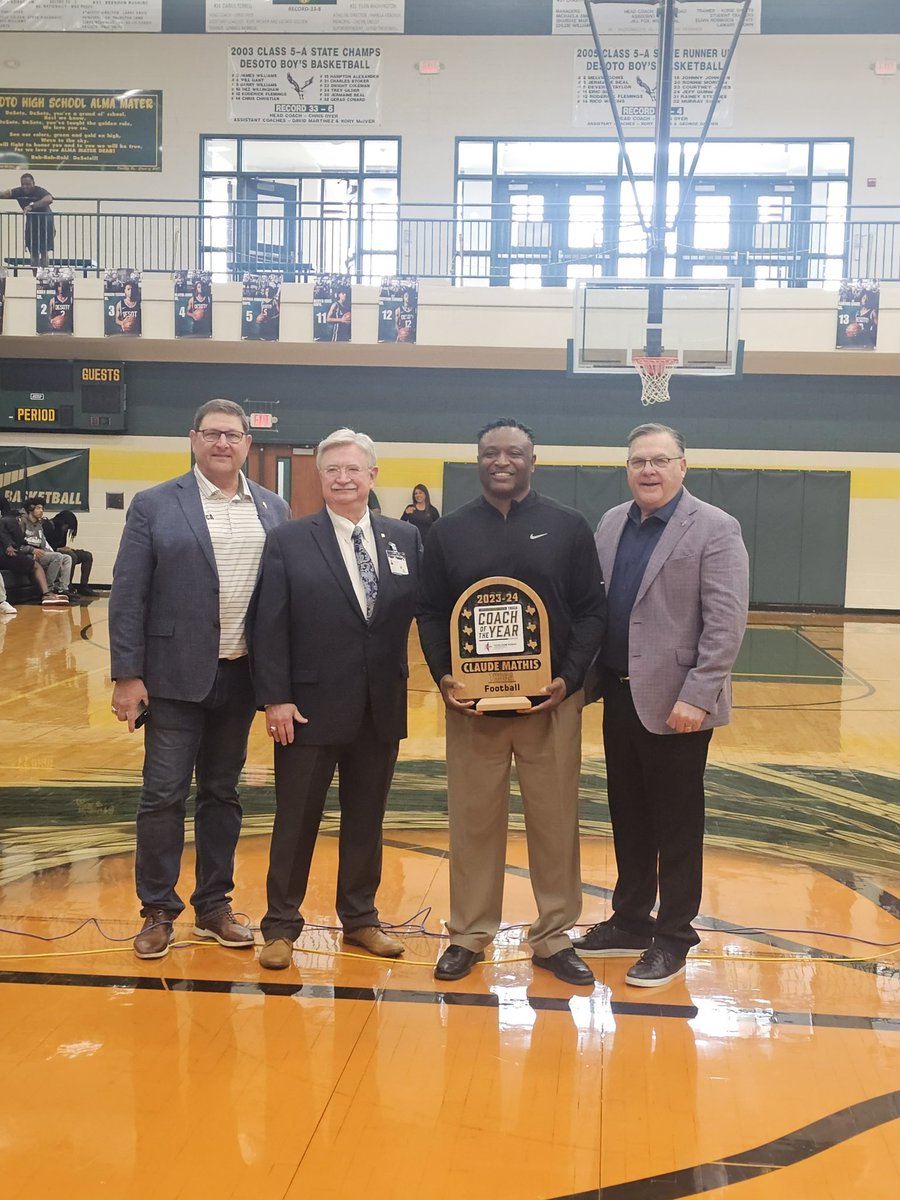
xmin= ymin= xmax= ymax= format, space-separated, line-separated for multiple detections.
xmin=251 ymin=428 xmax=422 ymax=970
xmin=576 ymin=423 xmax=748 ymax=987
xmin=109 ymin=399 xmax=289 ymax=959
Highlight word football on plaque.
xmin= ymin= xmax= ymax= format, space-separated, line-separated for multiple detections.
xmin=450 ymin=576 xmax=551 ymax=712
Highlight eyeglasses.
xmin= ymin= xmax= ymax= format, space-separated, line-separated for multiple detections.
xmin=196 ymin=429 xmax=246 ymax=445
xmin=627 ymin=455 xmax=684 ymax=471
xmin=321 ymin=464 xmax=367 ymax=479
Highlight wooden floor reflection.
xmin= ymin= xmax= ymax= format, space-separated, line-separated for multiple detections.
xmin=0 ymin=603 xmax=898 ymax=1200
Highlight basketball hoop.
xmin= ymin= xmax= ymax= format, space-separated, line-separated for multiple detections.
xmin=632 ymin=355 xmax=680 ymax=407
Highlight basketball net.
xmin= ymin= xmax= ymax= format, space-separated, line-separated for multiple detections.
xmin=632 ymin=355 xmax=679 ymax=406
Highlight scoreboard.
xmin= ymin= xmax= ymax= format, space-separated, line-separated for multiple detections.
xmin=0 ymin=360 xmax=126 ymax=432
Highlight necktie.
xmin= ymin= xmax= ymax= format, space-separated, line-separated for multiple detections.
xmin=352 ymin=526 xmax=378 ymax=620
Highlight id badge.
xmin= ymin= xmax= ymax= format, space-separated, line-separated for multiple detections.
xmin=386 ymin=544 xmax=409 ymax=575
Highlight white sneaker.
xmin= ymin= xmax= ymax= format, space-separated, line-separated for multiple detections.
xmin=0 ymin=600 xmax=16 ymax=615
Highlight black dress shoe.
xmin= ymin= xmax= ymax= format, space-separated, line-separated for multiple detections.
xmin=532 ymin=948 xmax=595 ymax=986
xmin=434 ymin=944 xmax=485 ymax=981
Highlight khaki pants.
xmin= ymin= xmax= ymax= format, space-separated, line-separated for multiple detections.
xmin=445 ymin=691 xmax=584 ymax=958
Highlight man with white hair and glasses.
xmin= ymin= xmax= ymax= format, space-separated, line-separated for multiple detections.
xmin=252 ymin=429 xmax=422 ymax=970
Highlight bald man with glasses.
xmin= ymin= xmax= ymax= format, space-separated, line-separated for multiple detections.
xmin=109 ymin=399 xmax=289 ymax=959
xmin=577 ymin=423 xmax=748 ymax=987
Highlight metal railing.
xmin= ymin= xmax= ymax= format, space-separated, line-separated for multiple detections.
xmin=2 ymin=199 xmax=899 ymax=286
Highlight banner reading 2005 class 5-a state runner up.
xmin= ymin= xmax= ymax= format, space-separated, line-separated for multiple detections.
xmin=227 ymin=42 xmax=382 ymax=126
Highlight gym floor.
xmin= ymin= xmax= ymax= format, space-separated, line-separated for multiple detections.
xmin=0 ymin=603 xmax=897 ymax=1199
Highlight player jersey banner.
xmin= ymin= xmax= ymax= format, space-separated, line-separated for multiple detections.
xmin=174 ymin=271 xmax=213 ymax=338
xmin=242 ymin=273 xmax=282 ymax=341
xmin=553 ymin=0 xmax=759 ymax=35
xmin=0 ymin=0 xmax=160 ymax=31
xmin=836 ymin=280 xmax=879 ymax=351
xmin=104 ymin=270 xmax=142 ymax=337
xmin=378 ymin=277 xmax=417 ymax=345
xmin=209 ymin=0 xmax=403 ymax=34
xmin=227 ymin=42 xmax=382 ymax=127
xmin=313 ymin=275 xmax=352 ymax=342
xmin=36 ymin=267 xmax=74 ymax=335
xmin=573 ymin=40 xmax=735 ymax=129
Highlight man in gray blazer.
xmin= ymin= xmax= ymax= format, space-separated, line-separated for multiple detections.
xmin=575 ymin=422 xmax=748 ymax=987
xmin=109 ymin=399 xmax=289 ymax=959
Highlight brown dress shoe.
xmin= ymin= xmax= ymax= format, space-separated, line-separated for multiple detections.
xmin=343 ymin=926 xmax=404 ymax=958
xmin=259 ymin=938 xmax=295 ymax=970
xmin=192 ymin=908 xmax=254 ymax=948
xmin=134 ymin=909 xmax=175 ymax=959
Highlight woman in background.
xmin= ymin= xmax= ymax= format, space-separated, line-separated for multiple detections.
xmin=401 ymin=484 xmax=440 ymax=542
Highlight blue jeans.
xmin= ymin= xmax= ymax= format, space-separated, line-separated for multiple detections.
xmin=135 ymin=657 xmax=255 ymax=920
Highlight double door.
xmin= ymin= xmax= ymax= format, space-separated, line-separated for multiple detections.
xmin=680 ymin=179 xmax=811 ymax=285
xmin=492 ymin=178 xmax=616 ymax=286
xmin=245 ymin=444 xmax=321 ymax=517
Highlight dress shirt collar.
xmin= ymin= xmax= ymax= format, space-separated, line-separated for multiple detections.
xmin=194 ymin=465 xmax=252 ymax=501
xmin=327 ymin=504 xmax=373 ymax=543
xmin=626 ymin=487 xmax=684 ymax=528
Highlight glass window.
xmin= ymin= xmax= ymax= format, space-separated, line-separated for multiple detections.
xmin=813 ymin=142 xmax=850 ymax=176
xmin=568 ymin=195 xmax=605 ymax=249
xmin=687 ymin=141 xmax=810 ymax=177
xmin=364 ymin=140 xmax=399 ymax=173
xmin=242 ymin=138 xmax=361 ymax=173
xmin=693 ymin=195 xmax=731 ymax=250
xmin=455 ymin=254 xmax=491 ymax=285
xmin=509 ymin=263 xmax=543 ymax=289
xmin=204 ymin=139 xmax=238 ymax=172
xmin=497 ymin=140 xmax=619 ymax=176
xmin=457 ymin=141 xmax=494 ymax=175
xmin=276 ymin=458 xmax=292 ymax=505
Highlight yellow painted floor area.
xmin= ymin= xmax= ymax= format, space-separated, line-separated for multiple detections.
xmin=0 ymin=603 xmax=898 ymax=1199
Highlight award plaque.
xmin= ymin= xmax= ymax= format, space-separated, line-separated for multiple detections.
xmin=450 ymin=576 xmax=552 ymax=712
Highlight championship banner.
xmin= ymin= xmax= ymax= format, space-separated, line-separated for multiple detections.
xmin=227 ymin=42 xmax=382 ymax=127
xmin=36 ymin=267 xmax=74 ymax=336
xmin=378 ymin=277 xmax=418 ymax=344
xmin=241 ymin=273 xmax=282 ymax=341
xmin=574 ymin=39 xmax=735 ymax=129
xmin=553 ymin=0 xmax=760 ymax=35
xmin=836 ymin=280 xmax=879 ymax=350
xmin=174 ymin=271 xmax=213 ymax=338
xmin=313 ymin=274 xmax=352 ymax=343
xmin=208 ymin=0 xmax=404 ymax=34
xmin=104 ymin=269 xmax=142 ymax=337
xmin=0 ymin=90 xmax=163 ymax=171
xmin=450 ymin=577 xmax=552 ymax=712
xmin=0 ymin=447 xmax=90 ymax=512
xmin=0 ymin=1 xmax=161 ymax=31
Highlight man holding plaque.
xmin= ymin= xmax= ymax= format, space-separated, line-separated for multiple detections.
xmin=575 ymin=423 xmax=749 ymax=987
xmin=418 ymin=419 xmax=605 ymax=986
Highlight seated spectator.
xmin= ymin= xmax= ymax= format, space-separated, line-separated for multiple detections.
xmin=43 ymin=508 xmax=96 ymax=596
xmin=19 ymin=498 xmax=71 ymax=605
xmin=0 ymin=510 xmax=63 ymax=606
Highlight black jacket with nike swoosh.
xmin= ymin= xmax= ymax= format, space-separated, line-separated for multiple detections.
xmin=417 ymin=491 xmax=606 ymax=696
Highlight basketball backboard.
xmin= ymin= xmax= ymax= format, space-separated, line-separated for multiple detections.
xmin=570 ymin=277 xmax=743 ymax=376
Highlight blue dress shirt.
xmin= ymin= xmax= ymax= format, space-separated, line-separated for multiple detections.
xmin=601 ymin=489 xmax=684 ymax=673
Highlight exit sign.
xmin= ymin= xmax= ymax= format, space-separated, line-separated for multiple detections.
xmin=249 ymin=412 xmax=274 ymax=429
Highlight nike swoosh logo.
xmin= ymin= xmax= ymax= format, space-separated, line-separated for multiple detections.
xmin=529 ymin=532 xmax=548 ymax=540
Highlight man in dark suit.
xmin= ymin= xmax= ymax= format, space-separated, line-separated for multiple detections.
xmin=575 ymin=422 xmax=748 ymax=987
xmin=252 ymin=428 xmax=421 ymax=970
xmin=109 ymin=399 xmax=289 ymax=959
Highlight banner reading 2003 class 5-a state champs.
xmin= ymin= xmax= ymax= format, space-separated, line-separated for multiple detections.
xmin=228 ymin=42 xmax=382 ymax=127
